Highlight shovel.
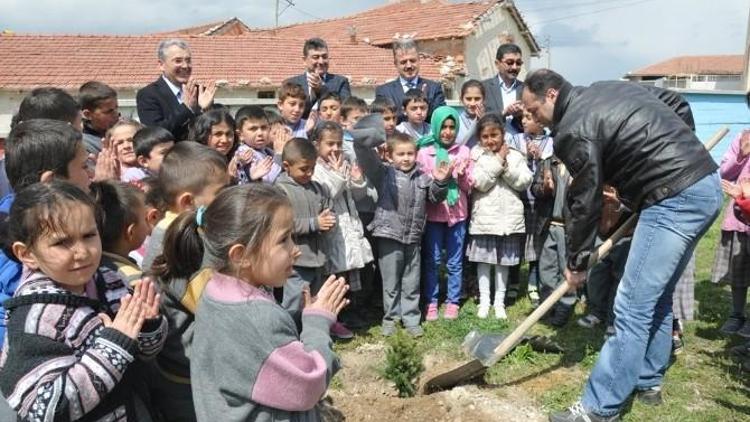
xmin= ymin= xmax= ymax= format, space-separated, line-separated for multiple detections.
xmin=423 ymin=126 xmax=729 ymax=394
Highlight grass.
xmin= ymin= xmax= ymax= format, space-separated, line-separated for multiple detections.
xmin=334 ymin=214 xmax=750 ymax=420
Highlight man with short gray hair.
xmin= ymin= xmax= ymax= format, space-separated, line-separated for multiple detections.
xmin=375 ymin=38 xmax=445 ymax=123
xmin=136 ymin=38 xmax=216 ymax=141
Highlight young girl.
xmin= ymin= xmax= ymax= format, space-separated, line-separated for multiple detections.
xmin=467 ymin=114 xmax=532 ymax=318
xmin=0 ymin=181 xmax=166 ymax=421
xmin=109 ymin=120 xmax=144 ymax=182
xmin=188 ymin=108 xmax=237 ymax=159
xmin=714 ymin=129 xmax=750 ymax=337
xmin=311 ymin=121 xmax=375 ymax=332
xmin=456 ymin=79 xmax=485 ymax=149
xmin=520 ymin=109 xmax=554 ymax=307
xmin=91 ymin=180 xmax=150 ymax=285
xmin=417 ymin=106 xmax=473 ymax=320
xmin=157 ymin=183 xmax=347 ymax=420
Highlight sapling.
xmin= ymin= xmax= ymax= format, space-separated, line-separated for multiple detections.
xmin=383 ymin=329 xmax=425 ymax=397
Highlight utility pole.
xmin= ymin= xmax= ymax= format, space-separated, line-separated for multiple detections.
xmin=545 ymin=35 xmax=551 ymax=68
xmin=275 ymin=0 xmax=279 ymax=28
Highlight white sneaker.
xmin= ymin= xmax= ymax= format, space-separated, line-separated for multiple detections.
xmin=494 ymin=306 xmax=507 ymax=320
xmin=477 ymin=305 xmax=490 ymax=319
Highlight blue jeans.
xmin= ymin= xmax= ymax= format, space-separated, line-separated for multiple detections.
xmin=582 ymin=172 xmax=721 ymax=416
xmin=424 ymin=221 xmax=467 ymax=305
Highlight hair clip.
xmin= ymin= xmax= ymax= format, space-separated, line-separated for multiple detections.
xmin=196 ymin=205 xmax=207 ymax=227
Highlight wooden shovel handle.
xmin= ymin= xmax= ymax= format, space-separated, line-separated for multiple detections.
xmin=487 ymin=125 xmax=730 ymax=365
xmin=487 ymin=226 xmax=623 ymax=365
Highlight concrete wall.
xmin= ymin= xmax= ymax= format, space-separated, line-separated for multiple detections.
xmin=464 ymin=4 xmax=533 ymax=81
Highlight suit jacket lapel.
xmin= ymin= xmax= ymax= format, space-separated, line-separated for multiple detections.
xmin=489 ymin=77 xmax=503 ymax=112
xmin=156 ymin=77 xmax=180 ymax=107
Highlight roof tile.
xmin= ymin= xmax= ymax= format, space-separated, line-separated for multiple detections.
xmin=628 ymin=55 xmax=744 ymax=77
xmin=0 ymin=34 xmax=443 ymax=90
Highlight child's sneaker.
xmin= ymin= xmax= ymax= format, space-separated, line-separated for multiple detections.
xmin=381 ymin=322 xmax=396 ymax=337
xmin=444 ymin=303 xmax=460 ymax=320
xmin=405 ymin=325 xmax=424 ymax=337
xmin=577 ymin=314 xmax=602 ymax=329
xmin=528 ymin=289 xmax=540 ymax=308
xmin=671 ymin=332 xmax=684 ymax=356
xmin=425 ymin=303 xmax=439 ymax=321
xmin=477 ymin=305 xmax=490 ymax=319
xmin=330 ymin=321 xmax=354 ymax=339
xmin=494 ymin=306 xmax=507 ymax=320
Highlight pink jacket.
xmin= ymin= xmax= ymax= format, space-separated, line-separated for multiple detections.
xmin=720 ymin=131 xmax=750 ymax=233
xmin=416 ymin=142 xmax=473 ymax=226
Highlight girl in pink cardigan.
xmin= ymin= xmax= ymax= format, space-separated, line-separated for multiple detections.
xmin=714 ymin=129 xmax=750 ymax=337
xmin=416 ymin=106 xmax=473 ymax=320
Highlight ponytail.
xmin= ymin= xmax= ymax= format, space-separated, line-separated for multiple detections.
xmin=151 ymin=210 xmax=204 ymax=280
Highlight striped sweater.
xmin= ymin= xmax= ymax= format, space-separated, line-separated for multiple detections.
xmin=0 ymin=268 xmax=168 ymax=421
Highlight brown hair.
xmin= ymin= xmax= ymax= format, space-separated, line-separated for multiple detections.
xmin=385 ymin=132 xmax=416 ymax=153
xmin=89 ymin=180 xmax=145 ymax=252
xmin=277 ymin=81 xmax=307 ymax=102
xmin=151 ymin=184 xmax=291 ymax=280
xmin=157 ymin=142 xmax=227 ymax=208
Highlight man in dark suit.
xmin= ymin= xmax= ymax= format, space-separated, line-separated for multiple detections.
xmin=136 ymin=39 xmax=216 ymax=141
xmin=481 ymin=43 xmax=525 ymax=135
xmin=285 ymin=38 xmax=351 ymax=120
xmin=375 ymin=38 xmax=446 ymax=123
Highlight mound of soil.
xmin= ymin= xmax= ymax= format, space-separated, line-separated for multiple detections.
xmin=324 ymin=343 xmax=546 ymax=421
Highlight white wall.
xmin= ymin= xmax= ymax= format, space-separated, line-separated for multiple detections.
xmin=464 ymin=5 xmax=534 ymax=81
xmin=0 ymin=86 xmax=380 ymax=137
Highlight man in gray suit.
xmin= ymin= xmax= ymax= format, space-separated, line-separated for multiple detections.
xmin=481 ymin=43 xmax=525 ymax=135
xmin=285 ymin=37 xmax=351 ymax=119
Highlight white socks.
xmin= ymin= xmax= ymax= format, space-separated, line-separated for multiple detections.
xmin=477 ymin=263 xmax=508 ymax=319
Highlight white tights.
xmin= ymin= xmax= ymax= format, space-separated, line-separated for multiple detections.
xmin=477 ymin=263 xmax=508 ymax=309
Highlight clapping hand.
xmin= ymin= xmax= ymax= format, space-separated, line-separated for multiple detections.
xmin=328 ymin=151 xmax=345 ymax=173
xmin=250 ymin=156 xmax=274 ymax=181
xmin=198 ymin=81 xmax=217 ymax=111
xmin=722 ymin=179 xmax=742 ymax=199
xmin=181 ymin=78 xmax=198 ymax=109
xmin=307 ymin=275 xmax=349 ymax=316
xmin=317 ymin=208 xmax=336 ymax=232
xmin=455 ymin=159 xmax=470 ymax=177
xmin=93 ymin=137 xmax=121 ymax=182
xmin=432 ymin=160 xmax=453 ymax=182
xmin=271 ymin=124 xmax=293 ymax=154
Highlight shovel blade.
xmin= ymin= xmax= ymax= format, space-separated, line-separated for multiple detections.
xmin=423 ymin=359 xmax=487 ymax=394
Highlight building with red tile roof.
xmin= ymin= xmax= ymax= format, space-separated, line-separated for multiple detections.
xmin=623 ymin=55 xmax=745 ymax=92
xmin=0 ymin=0 xmax=540 ymax=136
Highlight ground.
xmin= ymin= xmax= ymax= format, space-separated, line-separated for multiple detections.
xmin=325 ymin=216 xmax=750 ymax=421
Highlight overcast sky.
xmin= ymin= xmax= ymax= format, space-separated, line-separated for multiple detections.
xmin=1 ymin=0 xmax=748 ymax=84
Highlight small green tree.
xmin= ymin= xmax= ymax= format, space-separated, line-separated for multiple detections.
xmin=383 ymin=330 xmax=425 ymax=397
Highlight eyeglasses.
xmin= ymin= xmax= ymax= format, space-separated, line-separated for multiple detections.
xmin=502 ymin=59 xmax=523 ymax=67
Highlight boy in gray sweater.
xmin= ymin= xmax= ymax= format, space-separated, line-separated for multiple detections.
xmin=275 ymin=138 xmax=337 ymax=326
xmin=353 ymin=116 xmax=451 ymax=336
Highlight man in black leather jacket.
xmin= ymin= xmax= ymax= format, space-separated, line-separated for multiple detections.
xmin=521 ymin=69 xmax=722 ymax=422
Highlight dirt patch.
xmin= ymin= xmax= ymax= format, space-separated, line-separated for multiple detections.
xmin=516 ymin=366 xmax=586 ymax=396
xmin=325 ymin=342 xmax=546 ymax=421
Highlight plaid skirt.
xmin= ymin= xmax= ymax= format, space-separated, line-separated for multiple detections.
xmin=711 ymin=230 xmax=750 ymax=287
xmin=673 ymin=253 xmax=696 ymax=321
xmin=466 ymin=234 xmax=525 ymax=266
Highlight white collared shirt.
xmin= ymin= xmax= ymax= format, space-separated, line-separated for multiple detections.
xmin=162 ymin=75 xmax=182 ymax=104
